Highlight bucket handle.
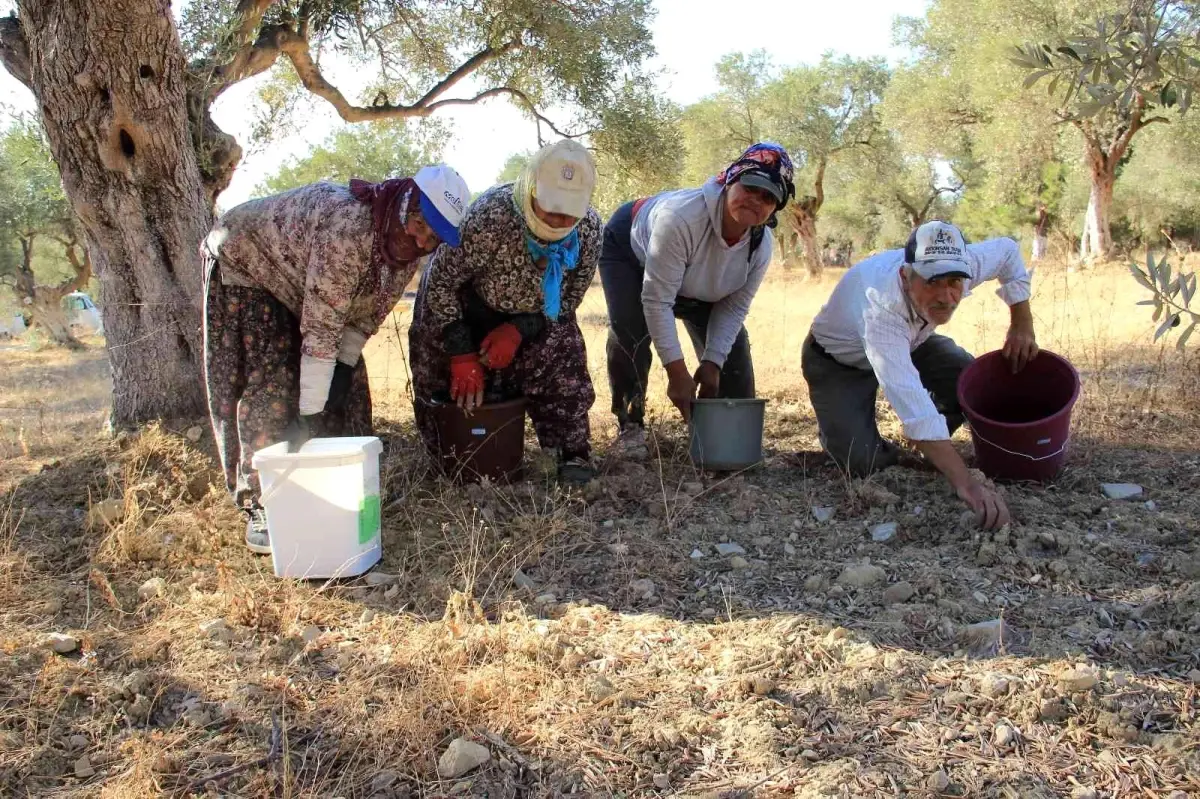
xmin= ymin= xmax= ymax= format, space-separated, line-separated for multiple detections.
xmin=258 ymin=460 xmax=302 ymax=507
xmin=969 ymin=428 xmax=1070 ymax=462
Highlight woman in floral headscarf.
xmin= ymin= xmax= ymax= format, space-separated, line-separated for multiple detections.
xmin=599 ymin=142 xmax=795 ymax=456
xmin=408 ymin=140 xmax=603 ymax=484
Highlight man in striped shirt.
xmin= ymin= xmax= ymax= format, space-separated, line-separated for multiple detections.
xmin=803 ymin=221 xmax=1038 ymax=529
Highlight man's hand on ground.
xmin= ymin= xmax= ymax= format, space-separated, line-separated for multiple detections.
xmin=956 ymin=480 xmax=1011 ymax=530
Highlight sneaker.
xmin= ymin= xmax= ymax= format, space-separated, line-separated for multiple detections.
xmin=244 ymin=507 xmax=271 ymax=555
xmin=615 ymin=423 xmax=649 ymax=461
xmin=557 ymin=456 xmax=595 ymax=486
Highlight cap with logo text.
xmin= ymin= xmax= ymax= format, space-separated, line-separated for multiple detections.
xmin=413 ymin=164 xmax=469 ymax=247
xmin=904 ymin=221 xmax=971 ymax=280
xmin=532 ymin=140 xmax=597 ymax=220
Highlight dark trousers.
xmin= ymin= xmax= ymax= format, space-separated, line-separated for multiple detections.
xmin=203 ymin=259 xmax=372 ymax=509
xmin=800 ymin=332 xmax=972 ymax=476
xmin=599 ymin=200 xmax=754 ymax=427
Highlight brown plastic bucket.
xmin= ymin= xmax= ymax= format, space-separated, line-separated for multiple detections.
xmin=428 ymin=397 xmax=527 ymax=484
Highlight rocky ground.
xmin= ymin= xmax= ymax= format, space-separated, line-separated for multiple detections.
xmin=1 ymin=327 xmax=1199 ymax=797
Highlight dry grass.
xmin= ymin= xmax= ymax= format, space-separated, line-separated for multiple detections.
xmin=1 ymin=259 xmax=1199 ymax=798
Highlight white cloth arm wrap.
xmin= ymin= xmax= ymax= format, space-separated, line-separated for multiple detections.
xmin=299 ymin=354 xmax=337 ymax=415
xmin=337 ymin=329 xmax=368 ymax=366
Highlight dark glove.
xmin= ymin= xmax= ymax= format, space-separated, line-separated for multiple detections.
xmin=282 ymin=414 xmax=319 ymax=453
xmin=325 ymin=362 xmax=355 ymax=414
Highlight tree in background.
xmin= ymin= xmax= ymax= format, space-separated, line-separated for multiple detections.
xmin=253 ymin=119 xmax=448 ymax=199
xmin=886 ymin=0 xmax=1070 ymax=251
xmin=0 ymin=0 xmax=664 ymax=426
xmin=0 ymin=118 xmax=91 ymax=347
xmin=495 ymin=152 xmax=533 ymax=186
xmin=1013 ymin=0 xmax=1200 ymax=260
xmin=1115 ymin=111 xmax=1200 ymax=250
xmin=763 ymin=56 xmax=888 ymax=275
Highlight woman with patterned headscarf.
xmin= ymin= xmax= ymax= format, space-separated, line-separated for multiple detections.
xmin=408 ymin=139 xmax=603 ymax=484
xmin=599 ymin=142 xmax=795 ymax=457
xmin=201 ymin=165 xmax=470 ymax=552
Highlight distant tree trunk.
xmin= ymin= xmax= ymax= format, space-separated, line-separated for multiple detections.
xmin=792 ymin=203 xmax=822 ymax=277
xmin=773 ymin=223 xmax=797 ymax=269
xmin=12 ymin=235 xmax=87 ymax=348
xmin=2 ymin=2 xmax=213 ymax=426
xmin=791 ymin=158 xmax=826 ymax=277
xmin=1079 ymin=149 xmax=1115 ymax=262
xmin=1073 ymin=105 xmax=1157 ymax=264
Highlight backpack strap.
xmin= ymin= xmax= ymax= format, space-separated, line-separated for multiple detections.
xmin=748 ymin=225 xmax=765 ymax=263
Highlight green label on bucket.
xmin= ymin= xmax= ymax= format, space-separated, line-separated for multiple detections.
xmin=358 ymin=494 xmax=381 ymax=545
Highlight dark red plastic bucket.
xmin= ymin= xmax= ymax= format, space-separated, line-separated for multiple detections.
xmin=427 ymin=397 xmax=527 ymax=484
xmin=956 ymin=349 xmax=1080 ymax=482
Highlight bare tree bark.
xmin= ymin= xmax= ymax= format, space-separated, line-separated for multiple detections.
xmin=789 ymin=157 xmax=826 ymax=277
xmin=5 ymin=0 xmax=210 ymax=426
xmin=1073 ymin=102 xmax=1166 ymax=263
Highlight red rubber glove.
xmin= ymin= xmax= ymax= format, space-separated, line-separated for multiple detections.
xmin=449 ymin=354 xmax=486 ymax=410
xmin=479 ymin=323 xmax=523 ymax=370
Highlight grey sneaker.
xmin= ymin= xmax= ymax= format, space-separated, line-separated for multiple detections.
xmin=616 ymin=424 xmax=649 ymax=461
xmin=244 ymin=507 xmax=271 ymax=555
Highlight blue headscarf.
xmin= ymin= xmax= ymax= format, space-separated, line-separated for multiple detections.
xmin=526 ymin=229 xmax=580 ymax=321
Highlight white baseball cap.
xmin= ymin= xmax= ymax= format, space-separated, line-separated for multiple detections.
xmin=532 ymin=140 xmax=597 ymax=219
xmin=905 ymin=221 xmax=971 ymax=280
xmin=413 ymin=165 xmax=470 ymax=247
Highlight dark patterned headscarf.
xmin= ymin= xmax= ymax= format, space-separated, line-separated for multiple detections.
xmin=716 ymin=142 xmax=796 ymax=219
xmin=349 ymin=177 xmax=426 ymax=319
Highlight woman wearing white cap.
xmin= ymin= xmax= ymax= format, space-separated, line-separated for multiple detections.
xmin=409 ymin=140 xmax=602 ymax=484
xmin=202 ymin=165 xmax=469 ymax=552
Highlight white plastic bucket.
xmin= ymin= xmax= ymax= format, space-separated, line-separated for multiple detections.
xmin=251 ymin=436 xmax=383 ymax=579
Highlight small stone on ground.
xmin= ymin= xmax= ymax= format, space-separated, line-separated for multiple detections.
xmin=1101 ymin=482 xmax=1143 ymax=500
xmin=42 ymin=633 xmax=79 ymax=655
xmin=438 ymin=737 xmax=491 ymax=779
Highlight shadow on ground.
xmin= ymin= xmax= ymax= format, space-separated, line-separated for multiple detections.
xmin=2 ymin=411 xmax=1198 ymax=797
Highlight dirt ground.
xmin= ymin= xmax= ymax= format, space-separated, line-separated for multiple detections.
xmin=1 ymin=261 xmax=1199 ymax=798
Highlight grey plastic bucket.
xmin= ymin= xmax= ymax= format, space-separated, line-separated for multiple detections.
xmin=689 ymin=398 xmax=768 ymax=471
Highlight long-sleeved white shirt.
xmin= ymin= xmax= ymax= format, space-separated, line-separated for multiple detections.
xmin=809 ymin=237 xmax=1032 ymax=441
xmin=630 ymin=178 xmax=773 ymax=367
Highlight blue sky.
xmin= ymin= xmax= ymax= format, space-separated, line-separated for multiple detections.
xmin=0 ymin=0 xmax=929 ymax=209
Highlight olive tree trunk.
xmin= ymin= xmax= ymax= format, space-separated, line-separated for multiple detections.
xmin=3 ymin=1 xmax=211 ymax=426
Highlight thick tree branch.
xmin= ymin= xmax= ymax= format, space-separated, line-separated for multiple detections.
xmin=919 ymin=190 xmax=941 ymax=221
xmin=1110 ymin=100 xmax=1150 ymax=170
xmin=54 ymin=240 xmax=91 ymax=294
xmin=266 ymin=29 xmax=584 ymax=137
xmin=196 ymin=1 xmax=282 ymax=97
xmin=0 ymin=13 xmax=31 ymax=89
xmin=409 ymin=39 xmax=521 ymax=108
